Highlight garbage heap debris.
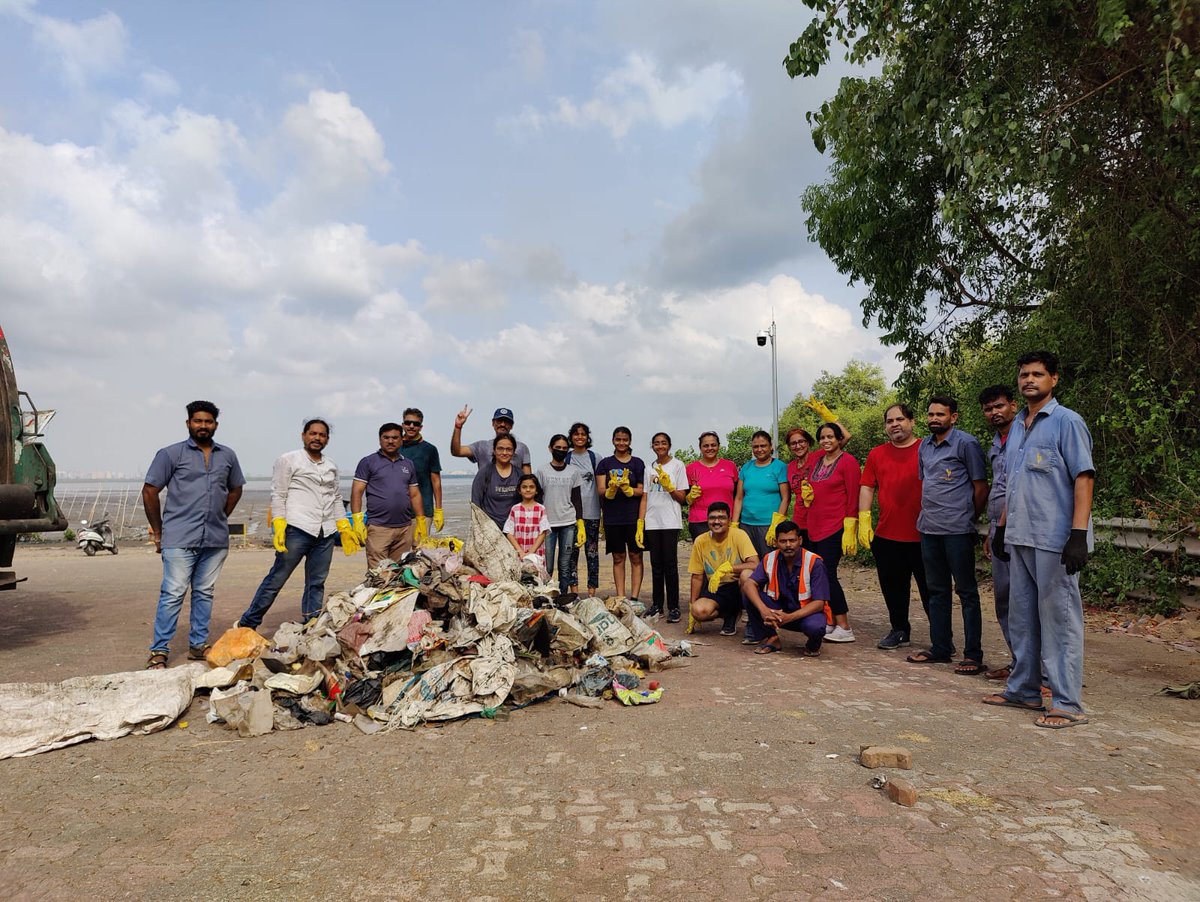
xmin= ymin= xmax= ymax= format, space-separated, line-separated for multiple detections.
xmin=203 ymin=505 xmax=694 ymax=737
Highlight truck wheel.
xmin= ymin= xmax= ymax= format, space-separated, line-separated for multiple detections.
xmin=84 ymin=544 xmax=96 ymax=556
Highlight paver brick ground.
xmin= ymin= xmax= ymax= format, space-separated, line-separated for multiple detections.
xmin=1 ymin=544 xmax=1198 ymax=900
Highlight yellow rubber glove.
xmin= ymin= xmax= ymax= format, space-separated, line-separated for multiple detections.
xmin=654 ymin=463 xmax=675 ymax=493
xmin=841 ymin=516 xmax=858 ymax=556
xmin=765 ymin=511 xmax=786 ymax=547
xmin=575 ymin=518 xmax=586 ymax=547
xmin=686 ymin=484 xmax=702 ymax=503
xmin=707 ymin=561 xmax=733 ymax=594
xmin=857 ymin=511 xmax=874 ymax=547
xmin=351 ymin=512 xmax=368 ymax=544
xmin=800 ymin=479 xmax=815 ymax=508
xmin=336 ymin=517 xmax=360 ymax=556
xmin=805 ymin=395 xmax=837 ymax=423
xmin=432 ymin=508 xmax=444 ymax=533
xmin=635 ymin=519 xmax=645 ymax=549
xmin=271 ymin=517 xmax=288 ymax=554
xmin=604 ymin=477 xmax=619 ymax=500
xmin=619 ymin=471 xmax=635 ymax=497
xmin=413 ymin=516 xmax=429 ymax=547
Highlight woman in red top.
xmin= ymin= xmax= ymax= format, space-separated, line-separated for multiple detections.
xmin=785 ymin=427 xmax=816 ymax=543
xmin=684 ymin=431 xmax=739 ymax=540
xmin=800 ymin=422 xmax=860 ymax=643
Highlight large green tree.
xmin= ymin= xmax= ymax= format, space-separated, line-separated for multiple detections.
xmin=786 ymin=0 xmax=1199 ymax=516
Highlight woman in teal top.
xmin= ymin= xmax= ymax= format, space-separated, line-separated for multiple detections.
xmin=732 ymin=430 xmax=791 ymax=559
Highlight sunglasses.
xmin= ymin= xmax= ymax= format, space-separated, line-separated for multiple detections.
xmin=403 ymin=420 xmax=422 ymax=427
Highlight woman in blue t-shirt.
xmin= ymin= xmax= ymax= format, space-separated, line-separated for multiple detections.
xmin=732 ymin=430 xmax=791 ymax=559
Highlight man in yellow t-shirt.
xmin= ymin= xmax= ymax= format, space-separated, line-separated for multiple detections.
xmin=687 ymin=502 xmax=760 ymax=635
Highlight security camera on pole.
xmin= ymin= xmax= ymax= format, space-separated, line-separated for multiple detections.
xmin=757 ymin=314 xmax=779 ymax=445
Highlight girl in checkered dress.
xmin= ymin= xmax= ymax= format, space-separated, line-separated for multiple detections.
xmin=503 ymin=474 xmax=550 ymax=564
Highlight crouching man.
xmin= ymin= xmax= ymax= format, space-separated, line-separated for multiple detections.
xmin=686 ymin=502 xmax=759 ymax=635
xmin=742 ymin=520 xmax=830 ymax=657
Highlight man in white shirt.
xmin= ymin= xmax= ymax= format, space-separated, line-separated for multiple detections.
xmin=238 ymin=419 xmax=357 ymax=629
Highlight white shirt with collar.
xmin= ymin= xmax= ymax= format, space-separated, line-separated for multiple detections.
xmin=270 ymin=449 xmax=343 ymax=537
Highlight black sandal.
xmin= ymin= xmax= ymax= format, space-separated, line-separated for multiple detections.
xmin=954 ymin=659 xmax=987 ymax=676
xmin=146 ymin=651 xmax=168 ymax=670
xmin=906 ymin=650 xmax=952 ymax=664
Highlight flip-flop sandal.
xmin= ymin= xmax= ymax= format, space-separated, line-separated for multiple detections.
xmin=982 ymin=693 xmax=1045 ymax=711
xmin=146 ymin=651 xmax=168 ymax=670
xmin=1035 ymin=709 xmax=1089 ymax=729
xmin=802 ymin=647 xmax=821 ymax=658
xmin=906 ymin=650 xmax=952 ymax=664
xmin=954 ymin=659 xmax=987 ymax=676
xmin=754 ymin=643 xmax=780 ymax=655
xmin=984 ymin=666 xmax=1011 ymax=680
xmin=187 ymin=644 xmax=211 ymax=661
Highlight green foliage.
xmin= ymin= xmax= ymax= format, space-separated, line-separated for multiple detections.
xmin=673 ymin=446 xmax=700 ymax=465
xmin=63 ymin=528 xmax=75 ymax=542
xmin=779 ymin=359 xmax=900 ymax=457
xmin=724 ymin=425 xmax=760 ymax=467
xmin=1080 ymin=541 xmax=1198 ymax=617
xmin=786 ymin=0 xmax=1200 ymax=583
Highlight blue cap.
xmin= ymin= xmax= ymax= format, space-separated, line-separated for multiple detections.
xmin=492 ymin=407 xmax=515 ymax=421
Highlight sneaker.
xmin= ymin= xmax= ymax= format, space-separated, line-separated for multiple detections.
xmin=824 ymin=623 xmax=834 ymax=635
xmin=667 ymin=609 xmax=680 ymax=624
xmin=877 ymin=629 xmax=910 ymax=650
xmin=720 ymin=616 xmax=738 ymax=636
xmin=646 ymin=605 xmax=663 ymax=619
xmin=825 ymin=626 xmax=856 ymax=643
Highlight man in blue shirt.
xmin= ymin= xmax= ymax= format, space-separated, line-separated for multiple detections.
xmin=351 ymin=422 xmax=427 ymax=567
xmin=985 ymin=351 xmax=1095 ymax=729
xmin=142 ymin=400 xmax=245 ymax=669
xmin=907 ymin=396 xmax=988 ymax=672
xmin=978 ymin=385 xmax=1019 ymax=681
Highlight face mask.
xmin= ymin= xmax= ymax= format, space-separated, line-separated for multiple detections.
xmin=551 ymin=448 xmax=569 ymax=462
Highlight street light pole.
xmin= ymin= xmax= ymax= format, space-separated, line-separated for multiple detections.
xmin=768 ymin=316 xmax=778 ymax=446
xmin=757 ymin=314 xmax=779 ymax=446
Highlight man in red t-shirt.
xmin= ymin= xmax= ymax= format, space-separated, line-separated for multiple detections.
xmin=857 ymin=403 xmax=930 ymax=649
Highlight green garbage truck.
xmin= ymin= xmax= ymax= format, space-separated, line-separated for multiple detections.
xmin=1 ymin=324 xmax=67 ymax=589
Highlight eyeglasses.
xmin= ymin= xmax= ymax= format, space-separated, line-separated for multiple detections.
xmin=403 ymin=420 xmax=422 ymax=427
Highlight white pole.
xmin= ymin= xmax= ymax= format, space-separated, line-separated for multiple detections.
xmin=770 ymin=317 xmax=779 ymax=447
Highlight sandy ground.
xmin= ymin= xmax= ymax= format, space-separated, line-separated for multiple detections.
xmin=2 ymin=542 xmax=1199 ymax=901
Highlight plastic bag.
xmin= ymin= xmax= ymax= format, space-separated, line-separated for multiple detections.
xmin=205 ymin=627 xmax=270 ymax=667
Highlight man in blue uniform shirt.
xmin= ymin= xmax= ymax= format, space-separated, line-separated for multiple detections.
xmin=142 ymin=400 xmax=245 ymax=669
xmin=985 ymin=351 xmax=1095 ymax=728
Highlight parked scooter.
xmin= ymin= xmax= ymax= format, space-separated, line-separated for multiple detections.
xmin=78 ymin=516 xmax=118 ymax=556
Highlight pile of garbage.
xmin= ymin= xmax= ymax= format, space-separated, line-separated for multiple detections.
xmin=201 ymin=506 xmax=694 ymax=738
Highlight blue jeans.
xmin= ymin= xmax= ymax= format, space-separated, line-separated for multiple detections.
xmin=568 ymin=519 xmax=600 ymax=591
xmin=239 ymin=527 xmax=336 ymax=629
xmin=150 ymin=546 xmax=229 ymax=652
xmin=544 ymin=523 xmax=577 ymax=594
xmin=921 ymin=532 xmax=982 ymax=661
xmin=1005 ymin=545 xmax=1085 ymax=714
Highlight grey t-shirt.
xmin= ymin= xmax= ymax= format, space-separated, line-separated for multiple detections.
xmin=469 ymin=438 xmax=531 ymax=471
xmin=567 ymin=450 xmax=601 ymax=520
xmin=537 ymin=463 xmax=584 ymax=527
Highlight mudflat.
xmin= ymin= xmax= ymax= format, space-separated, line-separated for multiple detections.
xmin=2 ymin=544 xmax=1198 ymax=901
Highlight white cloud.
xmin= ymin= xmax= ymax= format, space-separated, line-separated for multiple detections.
xmin=422 ymin=258 xmax=509 ymax=312
xmin=503 ymin=52 xmax=743 ymax=140
xmin=139 ymin=67 xmax=180 ymax=98
xmin=512 ymin=28 xmax=546 ymax=81
xmin=27 ymin=9 xmax=128 ymax=86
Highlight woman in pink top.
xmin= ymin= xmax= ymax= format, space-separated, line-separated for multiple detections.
xmin=800 ymin=422 xmax=861 ymax=643
xmin=684 ymin=431 xmax=739 ymax=540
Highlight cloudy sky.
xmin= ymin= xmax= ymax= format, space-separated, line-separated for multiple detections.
xmin=1 ymin=0 xmax=891 ymax=477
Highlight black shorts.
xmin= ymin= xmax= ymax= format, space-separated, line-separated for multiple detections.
xmin=605 ymin=523 xmax=642 ymax=555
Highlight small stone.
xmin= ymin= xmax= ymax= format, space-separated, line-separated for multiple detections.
xmin=885 ymin=777 xmax=918 ymax=807
xmin=859 ymin=745 xmax=913 ymax=769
